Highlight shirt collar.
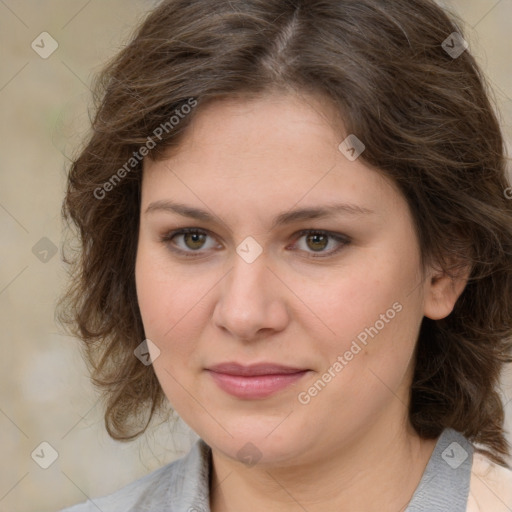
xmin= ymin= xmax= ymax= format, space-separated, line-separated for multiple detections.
xmin=168 ymin=437 xmax=212 ymax=512
xmin=170 ymin=428 xmax=473 ymax=511
xmin=405 ymin=428 xmax=473 ymax=511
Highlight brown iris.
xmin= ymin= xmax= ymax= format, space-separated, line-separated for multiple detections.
xmin=183 ymin=232 xmax=207 ymax=250
xmin=305 ymin=233 xmax=328 ymax=252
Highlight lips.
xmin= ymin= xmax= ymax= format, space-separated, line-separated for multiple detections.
xmin=208 ymin=362 xmax=308 ymax=376
xmin=206 ymin=362 xmax=310 ymax=399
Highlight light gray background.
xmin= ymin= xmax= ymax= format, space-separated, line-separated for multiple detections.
xmin=0 ymin=1 xmax=511 ymax=511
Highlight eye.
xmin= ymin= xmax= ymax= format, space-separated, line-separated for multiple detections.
xmin=160 ymin=228 xmax=220 ymax=257
xmin=160 ymin=228 xmax=350 ymax=259
xmin=290 ymin=230 xmax=350 ymax=258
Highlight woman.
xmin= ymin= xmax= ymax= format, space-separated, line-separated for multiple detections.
xmin=57 ymin=0 xmax=512 ymax=510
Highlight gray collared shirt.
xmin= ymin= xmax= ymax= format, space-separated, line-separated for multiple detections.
xmin=60 ymin=428 xmax=473 ymax=511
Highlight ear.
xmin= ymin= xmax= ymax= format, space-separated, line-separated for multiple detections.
xmin=423 ymin=259 xmax=472 ymax=320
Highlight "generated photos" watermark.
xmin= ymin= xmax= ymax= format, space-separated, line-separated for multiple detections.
xmin=298 ymin=301 xmax=403 ymax=405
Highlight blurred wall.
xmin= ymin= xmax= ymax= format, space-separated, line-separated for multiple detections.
xmin=0 ymin=1 xmax=511 ymax=511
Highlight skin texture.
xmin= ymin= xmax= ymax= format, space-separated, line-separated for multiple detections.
xmin=135 ymin=91 xmax=469 ymax=512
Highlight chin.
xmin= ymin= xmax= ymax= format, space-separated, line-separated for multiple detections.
xmin=195 ymin=418 xmax=308 ymax=466
xmin=216 ymin=437 xmax=298 ymax=466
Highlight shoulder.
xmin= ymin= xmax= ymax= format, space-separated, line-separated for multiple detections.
xmin=57 ymin=459 xmax=179 ymax=512
xmin=57 ymin=439 xmax=211 ymax=512
xmin=466 ymin=451 xmax=512 ymax=512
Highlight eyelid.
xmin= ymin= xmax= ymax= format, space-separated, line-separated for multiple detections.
xmin=159 ymin=227 xmax=350 ymax=258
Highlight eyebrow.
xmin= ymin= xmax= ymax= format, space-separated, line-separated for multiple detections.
xmin=144 ymin=199 xmax=375 ymax=230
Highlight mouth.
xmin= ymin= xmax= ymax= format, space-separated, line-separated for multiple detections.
xmin=205 ymin=362 xmax=311 ymax=399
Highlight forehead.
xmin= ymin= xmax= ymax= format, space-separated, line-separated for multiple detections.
xmin=160 ymin=91 xmax=344 ymax=162
xmin=140 ymin=92 xmax=402 ymax=225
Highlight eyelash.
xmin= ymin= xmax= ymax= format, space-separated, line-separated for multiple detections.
xmin=159 ymin=228 xmax=350 ymax=259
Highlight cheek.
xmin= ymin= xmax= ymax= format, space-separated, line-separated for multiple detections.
xmin=304 ymin=302 xmax=420 ymax=431
xmin=135 ymin=254 xmax=201 ymax=411
xmin=135 ymin=254 xmax=168 ymax=336
xmin=135 ymin=249 xmax=211 ymax=365
xmin=135 ymin=247 xmax=176 ymax=344
xmin=314 ymin=258 xmax=411 ymax=344
xmin=311 ymin=248 xmax=422 ymax=388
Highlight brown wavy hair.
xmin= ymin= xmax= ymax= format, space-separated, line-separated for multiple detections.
xmin=57 ymin=0 xmax=512 ymax=466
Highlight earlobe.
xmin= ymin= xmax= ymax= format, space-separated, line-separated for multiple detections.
xmin=423 ymin=262 xmax=472 ymax=321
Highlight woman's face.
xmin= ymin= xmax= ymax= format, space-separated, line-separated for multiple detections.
xmin=135 ymin=91 xmax=435 ymax=466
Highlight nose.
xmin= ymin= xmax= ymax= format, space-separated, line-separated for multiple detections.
xmin=212 ymin=251 xmax=289 ymax=342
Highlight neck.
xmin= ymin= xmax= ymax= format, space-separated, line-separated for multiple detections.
xmin=209 ymin=417 xmax=437 ymax=512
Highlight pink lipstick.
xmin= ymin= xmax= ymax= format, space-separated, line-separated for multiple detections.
xmin=206 ymin=362 xmax=310 ymax=399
